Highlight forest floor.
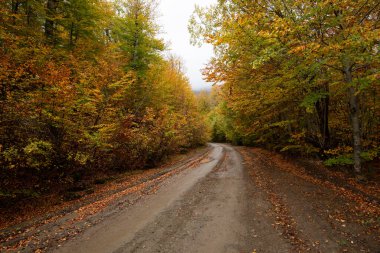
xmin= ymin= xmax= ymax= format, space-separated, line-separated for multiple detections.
xmin=0 ymin=144 xmax=379 ymax=252
xmin=239 ymin=147 xmax=380 ymax=253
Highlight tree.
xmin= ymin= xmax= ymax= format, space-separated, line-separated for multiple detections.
xmin=189 ymin=0 xmax=380 ymax=172
xmin=114 ymin=0 xmax=164 ymax=74
xmin=0 ymin=0 xmax=208 ymax=201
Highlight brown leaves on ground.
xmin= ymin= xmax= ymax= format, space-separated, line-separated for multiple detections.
xmin=240 ymin=148 xmax=311 ymax=252
xmin=0 ymin=147 xmax=210 ymax=252
xmin=250 ymin=148 xmax=380 ymax=217
xmin=239 ymin=147 xmax=380 ymax=252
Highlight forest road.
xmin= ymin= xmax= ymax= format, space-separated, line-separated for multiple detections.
xmin=3 ymin=143 xmax=377 ymax=252
xmin=55 ymin=143 xmax=287 ymax=253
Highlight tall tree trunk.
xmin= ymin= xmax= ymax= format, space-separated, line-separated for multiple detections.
xmin=26 ymin=0 xmax=31 ymax=26
xmin=69 ymin=22 xmax=74 ymax=47
xmin=105 ymin=28 xmax=111 ymax=43
xmin=315 ymin=83 xmax=330 ymax=150
xmin=11 ymin=0 xmax=20 ymax=25
xmin=344 ymin=66 xmax=361 ymax=173
xmin=132 ymin=11 xmax=139 ymax=69
xmin=0 ymin=80 xmax=6 ymax=102
xmin=45 ymin=0 xmax=59 ymax=42
xmin=11 ymin=0 xmax=20 ymax=14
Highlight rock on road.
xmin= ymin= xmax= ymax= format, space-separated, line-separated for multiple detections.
xmin=56 ymin=144 xmax=287 ymax=253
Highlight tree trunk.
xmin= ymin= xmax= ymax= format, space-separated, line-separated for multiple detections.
xmin=105 ymin=28 xmax=111 ymax=43
xmin=315 ymin=84 xmax=330 ymax=150
xmin=11 ymin=0 xmax=20 ymax=25
xmin=26 ymin=0 xmax=30 ymax=26
xmin=45 ymin=0 xmax=59 ymax=42
xmin=344 ymin=66 xmax=361 ymax=173
xmin=69 ymin=22 xmax=75 ymax=47
xmin=132 ymin=11 xmax=140 ymax=69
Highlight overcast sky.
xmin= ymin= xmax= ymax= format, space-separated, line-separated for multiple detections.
xmin=158 ymin=0 xmax=216 ymax=91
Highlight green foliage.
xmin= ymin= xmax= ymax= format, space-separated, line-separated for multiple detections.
xmin=324 ymin=156 xmax=354 ymax=167
xmin=301 ymin=92 xmax=329 ymax=113
xmin=189 ymin=0 xmax=380 ymax=171
xmin=2 ymin=147 xmax=21 ymax=170
xmin=360 ymin=148 xmax=379 ymax=162
xmin=114 ymin=0 xmax=164 ymax=75
xmin=23 ymin=140 xmax=54 ymax=170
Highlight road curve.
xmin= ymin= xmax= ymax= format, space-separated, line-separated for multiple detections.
xmin=55 ymin=143 xmax=288 ymax=253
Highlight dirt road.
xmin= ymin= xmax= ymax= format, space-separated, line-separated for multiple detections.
xmin=56 ymin=143 xmax=275 ymax=253
xmin=1 ymin=143 xmax=379 ymax=252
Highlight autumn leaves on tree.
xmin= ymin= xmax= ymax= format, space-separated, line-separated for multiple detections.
xmin=0 ymin=0 xmax=208 ymax=198
xmin=0 ymin=0 xmax=378 ymax=204
xmin=190 ymin=0 xmax=379 ymax=173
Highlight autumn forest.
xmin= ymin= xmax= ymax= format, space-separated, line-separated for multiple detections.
xmin=191 ymin=0 xmax=379 ymax=173
xmin=0 ymin=0 xmax=379 ymax=229
xmin=0 ymin=0 xmax=210 ymax=203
